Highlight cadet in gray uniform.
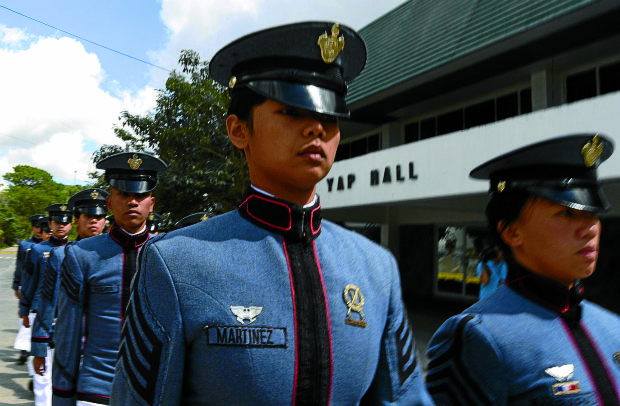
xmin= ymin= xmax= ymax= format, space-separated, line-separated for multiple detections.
xmin=426 ymin=134 xmax=620 ymax=404
xmin=112 ymin=21 xmax=432 ymax=405
xmin=31 ymin=189 xmax=109 ymax=378
xmin=52 ymin=153 xmax=166 ymax=406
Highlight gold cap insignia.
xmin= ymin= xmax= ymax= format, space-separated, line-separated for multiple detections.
xmin=581 ymin=134 xmax=603 ymax=168
xmin=90 ymin=191 xmax=99 ymax=200
xmin=229 ymin=76 xmax=237 ymax=89
xmin=127 ymin=154 xmax=143 ymax=170
xmin=318 ymin=23 xmax=345 ymax=64
xmin=343 ymin=284 xmax=367 ymax=328
xmin=497 ymin=181 xmax=506 ymax=193
xmin=148 ymin=213 xmax=155 ymax=221
xmin=60 ymin=205 xmax=67 ymax=212
xmin=200 ymin=214 xmax=208 ymax=221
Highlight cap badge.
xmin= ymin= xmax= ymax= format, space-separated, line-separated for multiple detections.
xmin=343 ymin=284 xmax=367 ymax=328
xmin=318 ymin=23 xmax=345 ymax=64
xmin=127 ymin=154 xmax=143 ymax=170
xmin=229 ymin=76 xmax=237 ymax=89
xmin=60 ymin=205 xmax=67 ymax=212
xmin=230 ymin=305 xmax=263 ymax=325
xmin=148 ymin=213 xmax=155 ymax=221
xmin=581 ymin=134 xmax=603 ymax=168
xmin=200 ymin=214 xmax=208 ymax=221
xmin=90 ymin=191 xmax=99 ymax=200
xmin=497 ymin=181 xmax=506 ymax=193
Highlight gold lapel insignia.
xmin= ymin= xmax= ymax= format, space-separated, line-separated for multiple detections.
xmin=343 ymin=284 xmax=367 ymax=328
xmin=90 ymin=191 xmax=99 ymax=199
xmin=127 ymin=154 xmax=143 ymax=170
xmin=60 ymin=205 xmax=67 ymax=212
xmin=318 ymin=23 xmax=345 ymax=64
xmin=200 ymin=214 xmax=208 ymax=221
xmin=581 ymin=134 xmax=603 ymax=168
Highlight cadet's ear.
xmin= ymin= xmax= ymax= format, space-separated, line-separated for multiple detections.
xmin=227 ymin=115 xmax=250 ymax=150
xmin=498 ymin=221 xmax=523 ymax=249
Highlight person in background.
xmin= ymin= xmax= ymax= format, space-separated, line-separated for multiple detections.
xmin=426 ymin=134 xmax=620 ymax=404
xmin=173 ymin=211 xmax=208 ymax=230
xmin=146 ymin=212 xmax=163 ymax=235
xmin=13 ymin=214 xmax=46 ymax=365
xmin=21 ymin=204 xmax=73 ymax=406
xmin=476 ymin=246 xmax=507 ymax=301
xmin=112 ymin=21 xmax=432 ymax=405
xmin=31 ymin=189 xmax=109 ymax=386
xmin=52 ymin=152 xmax=166 ymax=406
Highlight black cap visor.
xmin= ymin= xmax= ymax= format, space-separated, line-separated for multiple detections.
xmin=248 ymin=81 xmax=349 ymax=118
xmin=533 ymin=185 xmax=610 ymax=213
xmin=49 ymin=214 xmax=72 ymax=223
xmin=106 ymin=172 xmax=157 ymax=194
xmin=498 ymin=180 xmax=610 ymax=213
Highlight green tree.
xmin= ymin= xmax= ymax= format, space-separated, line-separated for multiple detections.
xmin=2 ymin=165 xmax=81 ymax=241
xmin=92 ymin=50 xmax=249 ymax=225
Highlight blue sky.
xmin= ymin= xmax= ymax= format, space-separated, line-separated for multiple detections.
xmin=0 ymin=0 xmax=406 ymax=186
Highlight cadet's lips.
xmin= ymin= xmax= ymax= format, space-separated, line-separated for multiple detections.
xmin=578 ymin=245 xmax=597 ymax=260
xmin=298 ymin=145 xmax=326 ymax=160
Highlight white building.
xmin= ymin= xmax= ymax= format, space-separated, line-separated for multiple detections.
xmin=317 ymin=0 xmax=620 ymax=308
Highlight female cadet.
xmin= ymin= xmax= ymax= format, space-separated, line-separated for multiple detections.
xmin=111 ymin=22 xmax=432 ymax=405
xmin=425 ymin=134 xmax=620 ymax=405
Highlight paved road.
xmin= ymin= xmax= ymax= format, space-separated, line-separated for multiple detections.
xmin=0 ymin=245 xmax=33 ymax=405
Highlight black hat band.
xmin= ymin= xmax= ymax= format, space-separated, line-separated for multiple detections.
xmin=74 ymin=204 xmax=108 ymax=216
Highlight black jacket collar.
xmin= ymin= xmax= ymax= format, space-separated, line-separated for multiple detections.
xmin=48 ymin=235 xmax=69 ymax=247
xmin=506 ymin=261 xmax=583 ymax=320
xmin=108 ymin=224 xmax=149 ymax=249
xmin=238 ymin=187 xmax=322 ymax=244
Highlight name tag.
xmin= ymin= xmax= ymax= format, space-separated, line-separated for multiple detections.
xmin=205 ymin=325 xmax=287 ymax=348
xmin=89 ymin=285 xmax=119 ymax=294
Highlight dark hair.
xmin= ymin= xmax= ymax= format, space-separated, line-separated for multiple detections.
xmin=485 ymin=191 xmax=536 ymax=255
xmin=227 ymin=87 xmax=267 ymax=132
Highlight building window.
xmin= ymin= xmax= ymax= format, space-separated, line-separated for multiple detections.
xmin=335 ymin=132 xmax=382 ymax=162
xmin=404 ymin=122 xmax=419 ymax=143
xmin=566 ymin=60 xmax=620 ymax=103
xmin=600 ymin=60 xmax=620 ymax=95
xmin=465 ymin=100 xmax=495 ymax=129
xmin=404 ymin=88 xmax=531 ymax=143
xmin=435 ymin=225 xmax=489 ymax=299
xmin=566 ymin=69 xmax=597 ymax=103
xmin=437 ymin=110 xmax=463 ymax=135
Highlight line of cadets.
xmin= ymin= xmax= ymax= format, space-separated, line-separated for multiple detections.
xmin=12 ymin=168 xmax=208 ymax=406
xmin=10 ymin=19 xmax=620 ymax=406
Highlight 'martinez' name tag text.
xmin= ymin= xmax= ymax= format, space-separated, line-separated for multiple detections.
xmin=205 ymin=325 xmax=287 ymax=348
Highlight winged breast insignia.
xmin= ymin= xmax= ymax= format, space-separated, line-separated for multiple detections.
xmin=545 ymin=364 xmax=574 ymax=382
xmin=230 ymin=305 xmax=263 ymax=325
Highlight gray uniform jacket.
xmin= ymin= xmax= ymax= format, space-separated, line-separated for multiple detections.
xmin=112 ymin=189 xmax=433 ymax=405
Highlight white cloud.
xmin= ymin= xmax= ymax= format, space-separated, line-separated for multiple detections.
xmin=0 ymin=24 xmax=29 ymax=45
xmin=0 ymin=30 xmax=157 ymax=185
